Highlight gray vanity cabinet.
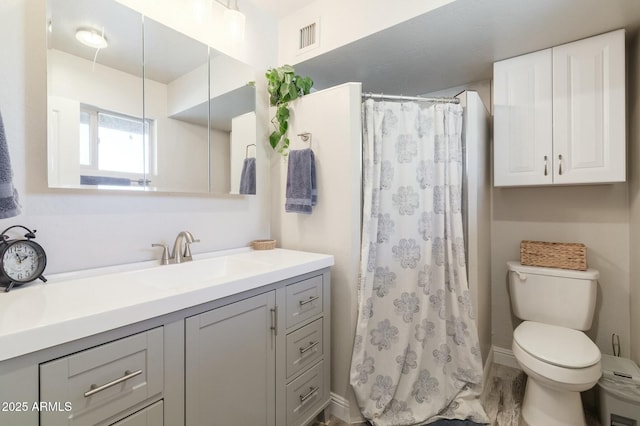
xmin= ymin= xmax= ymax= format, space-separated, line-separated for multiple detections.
xmin=0 ymin=267 xmax=331 ymax=426
xmin=185 ymin=291 xmax=277 ymax=426
xmin=39 ymin=327 xmax=164 ymax=426
xmin=277 ymin=274 xmax=331 ymax=426
xmin=185 ymin=270 xmax=331 ymax=426
xmin=0 ymin=324 xmax=172 ymax=426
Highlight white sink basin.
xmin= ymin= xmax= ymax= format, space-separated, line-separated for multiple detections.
xmin=119 ymin=255 xmax=272 ymax=291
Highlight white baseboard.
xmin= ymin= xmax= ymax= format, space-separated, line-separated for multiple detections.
xmin=492 ymin=345 xmax=520 ymax=369
xmin=483 ymin=345 xmax=495 ymax=384
xmin=328 ymin=392 xmax=351 ymax=423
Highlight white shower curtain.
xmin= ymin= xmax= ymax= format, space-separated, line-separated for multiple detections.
xmin=350 ymin=99 xmax=488 ymax=425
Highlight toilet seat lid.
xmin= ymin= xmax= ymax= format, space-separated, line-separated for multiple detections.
xmin=514 ymin=321 xmax=601 ymax=368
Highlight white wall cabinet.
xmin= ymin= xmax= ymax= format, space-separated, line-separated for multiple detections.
xmin=493 ymin=29 xmax=625 ymax=187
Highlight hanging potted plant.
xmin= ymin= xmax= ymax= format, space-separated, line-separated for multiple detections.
xmin=265 ymin=65 xmax=313 ymax=155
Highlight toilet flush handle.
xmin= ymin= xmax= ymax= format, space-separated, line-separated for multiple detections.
xmin=515 ymin=271 xmax=527 ymax=281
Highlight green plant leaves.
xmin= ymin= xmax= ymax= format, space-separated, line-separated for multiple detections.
xmin=265 ymin=65 xmax=314 ymax=156
xmin=276 ymin=105 xmax=289 ymax=132
xmin=269 ymin=131 xmax=290 ymax=155
xmin=269 ymin=130 xmax=281 ymax=149
xmin=266 ymin=65 xmax=313 ymax=107
xmin=296 ymin=76 xmax=313 ymax=95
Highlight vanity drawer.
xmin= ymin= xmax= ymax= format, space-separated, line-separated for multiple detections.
xmin=40 ymin=327 xmax=164 ymax=426
xmin=111 ymin=400 xmax=163 ymax=426
xmin=286 ymin=360 xmax=325 ymax=426
xmin=286 ymin=275 xmax=323 ymax=328
xmin=286 ymin=318 xmax=323 ymax=379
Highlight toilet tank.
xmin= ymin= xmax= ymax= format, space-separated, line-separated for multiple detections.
xmin=507 ymin=261 xmax=599 ymax=330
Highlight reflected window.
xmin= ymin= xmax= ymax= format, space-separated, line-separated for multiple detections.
xmin=79 ymin=105 xmax=155 ymax=180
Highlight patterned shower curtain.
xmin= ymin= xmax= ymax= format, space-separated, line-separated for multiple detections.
xmin=350 ymin=99 xmax=488 ymax=425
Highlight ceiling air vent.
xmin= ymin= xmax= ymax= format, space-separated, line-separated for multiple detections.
xmin=298 ymin=19 xmax=319 ymax=54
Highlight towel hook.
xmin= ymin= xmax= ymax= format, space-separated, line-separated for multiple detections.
xmin=245 ymin=143 xmax=256 ymax=159
xmin=297 ymin=132 xmax=312 ymax=148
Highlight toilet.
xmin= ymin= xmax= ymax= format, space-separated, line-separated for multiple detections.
xmin=507 ymin=261 xmax=602 ymax=426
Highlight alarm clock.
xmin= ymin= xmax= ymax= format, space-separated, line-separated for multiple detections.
xmin=0 ymin=225 xmax=47 ymax=292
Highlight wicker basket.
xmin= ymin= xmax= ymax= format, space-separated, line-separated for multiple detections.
xmin=520 ymin=240 xmax=587 ymax=271
xmin=251 ymin=239 xmax=276 ymax=250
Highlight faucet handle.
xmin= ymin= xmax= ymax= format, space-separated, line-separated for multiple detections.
xmin=183 ymin=238 xmax=200 ymax=261
xmin=152 ymin=243 xmax=170 ymax=265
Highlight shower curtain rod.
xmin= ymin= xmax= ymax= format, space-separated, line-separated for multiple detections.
xmin=362 ymin=92 xmax=460 ymax=104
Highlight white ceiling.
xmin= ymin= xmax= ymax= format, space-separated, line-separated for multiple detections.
xmin=291 ymin=0 xmax=640 ymax=96
xmin=50 ymin=0 xmax=640 ymax=101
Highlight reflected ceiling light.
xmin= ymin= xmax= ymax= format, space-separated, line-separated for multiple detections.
xmin=75 ymin=28 xmax=108 ymax=49
xmin=220 ymin=0 xmax=245 ymax=42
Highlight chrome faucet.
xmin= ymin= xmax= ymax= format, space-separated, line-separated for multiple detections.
xmin=170 ymin=231 xmax=199 ymax=264
xmin=152 ymin=231 xmax=200 ymax=265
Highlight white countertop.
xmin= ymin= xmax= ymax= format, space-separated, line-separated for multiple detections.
xmin=0 ymin=248 xmax=334 ymax=362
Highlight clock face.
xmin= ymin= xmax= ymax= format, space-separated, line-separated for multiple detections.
xmin=2 ymin=241 xmax=45 ymax=283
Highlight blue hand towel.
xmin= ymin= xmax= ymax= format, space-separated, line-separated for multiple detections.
xmin=285 ymin=148 xmax=317 ymax=214
xmin=239 ymin=157 xmax=256 ymax=195
xmin=0 ymin=111 xmax=20 ymax=218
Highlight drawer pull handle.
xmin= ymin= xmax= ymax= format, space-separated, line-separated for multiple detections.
xmin=558 ymin=154 xmax=563 ymax=175
xmin=299 ymin=295 xmax=319 ymax=306
xmin=299 ymin=386 xmax=320 ymax=403
xmin=543 ymin=155 xmax=548 ymax=176
xmin=84 ymin=369 xmax=143 ymax=398
xmin=270 ymin=306 xmax=278 ymax=336
xmin=299 ymin=340 xmax=320 ymax=354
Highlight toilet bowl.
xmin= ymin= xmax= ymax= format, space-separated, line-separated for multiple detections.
xmin=513 ymin=321 xmax=601 ymax=426
xmin=507 ymin=261 xmax=601 ymax=426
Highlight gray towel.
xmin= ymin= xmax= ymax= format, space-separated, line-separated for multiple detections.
xmin=0 ymin=111 xmax=20 ymax=218
xmin=80 ymin=175 xmax=133 ymax=186
xmin=285 ymin=149 xmax=317 ymax=214
xmin=239 ymin=157 xmax=256 ymax=195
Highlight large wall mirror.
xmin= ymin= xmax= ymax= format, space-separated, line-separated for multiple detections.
xmin=46 ymin=0 xmax=257 ymax=195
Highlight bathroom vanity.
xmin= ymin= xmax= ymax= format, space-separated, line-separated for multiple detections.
xmin=0 ymin=248 xmax=332 ymax=426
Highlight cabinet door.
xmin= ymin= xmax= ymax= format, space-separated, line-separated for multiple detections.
xmin=493 ymin=49 xmax=553 ymax=186
xmin=185 ymin=292 xmax=276 ymax=426
xmin=553 ymin=29 xmax=625 ymax=184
